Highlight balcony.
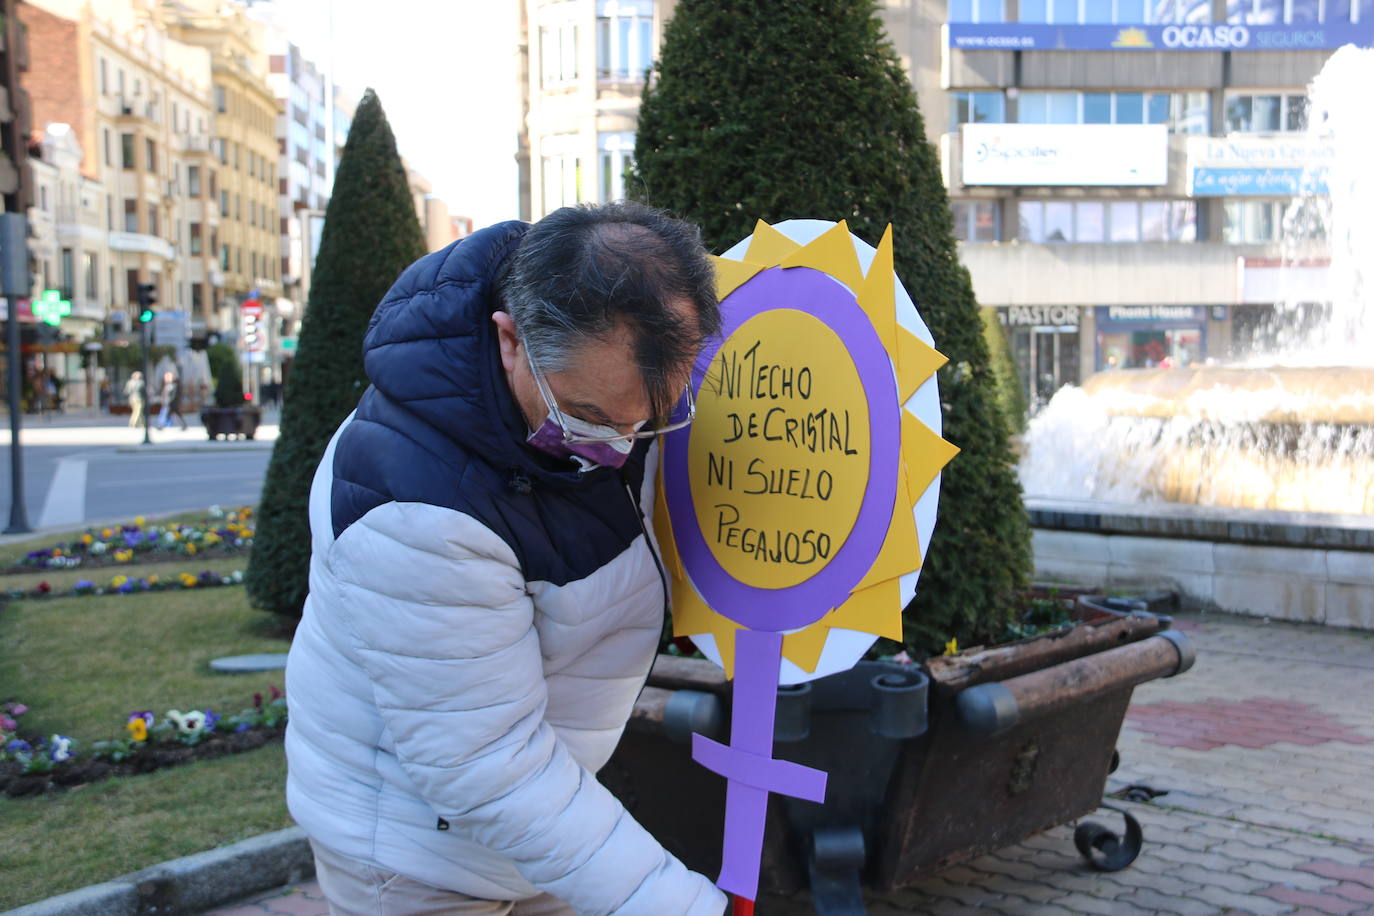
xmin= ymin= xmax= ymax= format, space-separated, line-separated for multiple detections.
xmin=108 ymin=231 xmax=175 ymax=261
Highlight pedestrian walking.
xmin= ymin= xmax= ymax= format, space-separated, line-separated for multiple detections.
xmin=124 ymin=371 xmax=145 ymax=429
xmin=156 ymin=371 xmax=188 ymax=430
xmin=288 ymin=203 xmax=726 ymax=915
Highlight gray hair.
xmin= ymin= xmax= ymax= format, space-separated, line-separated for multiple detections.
xmin=502 ymin=201 xmax=720 ymax=422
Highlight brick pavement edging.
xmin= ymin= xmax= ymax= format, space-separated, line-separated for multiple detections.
xmin=5 ymin=827 xmax=313 ymax=916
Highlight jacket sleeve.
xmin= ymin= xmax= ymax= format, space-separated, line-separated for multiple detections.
xmin=327 ymin=501 xmax=726 ymax=916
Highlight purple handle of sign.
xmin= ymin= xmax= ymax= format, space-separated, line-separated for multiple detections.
xmin=693 ymin=628 xmax=828 ymax=900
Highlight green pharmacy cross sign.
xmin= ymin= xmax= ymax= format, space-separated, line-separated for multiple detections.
xmin=34 ymin=289 xmax=72 ymax=327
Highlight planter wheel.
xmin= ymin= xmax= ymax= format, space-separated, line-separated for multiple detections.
xmin=1074 ymin=803 xmax=1143 ymax=872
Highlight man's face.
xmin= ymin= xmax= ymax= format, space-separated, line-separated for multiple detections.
xmin=493 ymin=304 xmax=696 ymax=437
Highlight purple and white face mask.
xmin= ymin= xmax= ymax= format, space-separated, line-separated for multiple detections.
xmin=526 ymin=413 xmax=640 ymax=469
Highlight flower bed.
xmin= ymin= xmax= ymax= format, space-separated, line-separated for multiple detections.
xmin=4 ymin=569 xmax=244 ymax=602
xmin=0 ymin=688 xmax=286 ymax=798
xmin=15 ymin=507 xmax=254 ymax=572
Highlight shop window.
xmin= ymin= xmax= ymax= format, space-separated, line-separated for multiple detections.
xmin=952 ymin=200 xmax=1001 ymax=242
xmin=1227 ymin=0 xmax=1366 ymax=22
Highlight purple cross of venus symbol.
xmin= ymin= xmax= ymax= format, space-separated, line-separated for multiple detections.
xmin=691 ymin=628 xmax=829 ymax=899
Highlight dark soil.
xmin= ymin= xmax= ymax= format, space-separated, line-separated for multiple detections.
xmin=0 ymin=726 xmax=282 ymax=798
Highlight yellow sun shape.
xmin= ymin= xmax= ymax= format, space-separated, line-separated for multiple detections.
xmin=654 ymin=219 xmax=961 ymax=679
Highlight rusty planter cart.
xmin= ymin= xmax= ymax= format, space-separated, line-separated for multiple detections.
xmin=600 ymin=602 xmax=1195 ymax=914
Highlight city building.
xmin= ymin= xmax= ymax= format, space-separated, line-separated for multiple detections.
xmin=26 ymin=123 xmax=104 ymax=407
xmin=884 ymin=0 xmax=1369 ymax=408
xmin=21 ymin=0 xmax=220 ymax=342
xmin=405 ymin=160 xmax=465 ymax=253
xmin=161 ymin=0 xmax=280 ymax=342
xmin=520 ymin=0 xmax=1368 ymax=413
xmin=520 ymin=0 xmax=661 ymax=220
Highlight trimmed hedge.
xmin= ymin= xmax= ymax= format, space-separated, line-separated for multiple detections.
xmin=630 ymin=0 xmax=1031 ymax=654
xmin=246 ymin=90 xmax=426 ymax=619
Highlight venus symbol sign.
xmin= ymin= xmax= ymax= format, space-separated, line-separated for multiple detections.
xmin=654 ymin=219 xmax=960 ymax=901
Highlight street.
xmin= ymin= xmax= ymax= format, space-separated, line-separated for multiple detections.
xmin=0 ymin=411 xmax=276 ymax=533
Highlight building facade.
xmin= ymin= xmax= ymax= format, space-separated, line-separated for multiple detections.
xmin=162 ymin=0 xmax=280 ymax=343
xmin=521 ymin=0 xmax=664 ymax=220
xmin=520 ymin=0 xmax=1366 ymax=414
xmin=884 ymin=0 xmax=1366 ymax=409
xmin=22 ymin=0 xmax=220 ymax=344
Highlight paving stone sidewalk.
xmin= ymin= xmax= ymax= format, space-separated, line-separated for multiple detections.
xmin=206 ymin=611 xmax=1374 ymax=915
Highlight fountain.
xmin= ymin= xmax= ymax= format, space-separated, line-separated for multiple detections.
xmin=1015 ymin=46 xmax=1374 ymax=628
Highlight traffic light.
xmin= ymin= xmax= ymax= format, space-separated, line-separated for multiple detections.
xmin=242 ymin=308 xmax=260 ymax=349
xmin=136 ymin=283 xmax=158 ymax=324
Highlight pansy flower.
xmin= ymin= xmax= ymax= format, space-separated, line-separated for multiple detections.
xmin=203 ymin=709 xmax=221 ymax=731
xmin=48 ymin=735 xmax=74 ymax=762
xmin=6 ymin=738 xmax=31 ymax=755
xmin=166 ymin=709 xmax=206 ymax=736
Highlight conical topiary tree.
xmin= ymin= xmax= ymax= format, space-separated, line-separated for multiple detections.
xmin=630 ymin=0 xmax=1032 ymax=655
xmin=246 ymin=89 xmax=426 ymax=620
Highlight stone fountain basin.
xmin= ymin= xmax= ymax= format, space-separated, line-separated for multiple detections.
xmin=1080 ymin=366 xmax=1374 ymax=426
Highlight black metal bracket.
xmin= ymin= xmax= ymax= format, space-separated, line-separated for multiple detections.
xmin=808 ymin=826 xmax=866 ymax=915
xmin=1074 ymin=802 xmax=1144 ymax=872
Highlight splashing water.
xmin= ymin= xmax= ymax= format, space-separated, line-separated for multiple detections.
xmin=1019 ymin=47 xmax=1374 ymax=514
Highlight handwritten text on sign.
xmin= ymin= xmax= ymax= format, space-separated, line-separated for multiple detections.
xmin=688 ymin=309 xmax=871 ymax=590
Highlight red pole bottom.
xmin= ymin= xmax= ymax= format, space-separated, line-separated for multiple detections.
xmin=733 ymin=896 xmax=755 ymax=916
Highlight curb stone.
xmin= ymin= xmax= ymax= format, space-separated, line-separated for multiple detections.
xmin=4 ymin=827 xmax=312 ymax=916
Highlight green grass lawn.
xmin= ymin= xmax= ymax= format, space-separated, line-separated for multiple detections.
xmin=0 ymin=510 xmax=295 ymax=910
xmin=0 ymin=744 xmax=292 ymax=910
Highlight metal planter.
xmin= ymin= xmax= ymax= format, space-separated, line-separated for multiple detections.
xmin=600 ymin=603 xmax=1194 ymax=910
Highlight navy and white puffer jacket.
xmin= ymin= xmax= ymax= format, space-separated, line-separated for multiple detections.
xmin=284 ymin=222 xmax=725 ymax=915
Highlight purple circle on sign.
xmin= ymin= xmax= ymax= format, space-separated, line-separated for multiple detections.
xmin=663 ymin=265 xmax=900 ymax=633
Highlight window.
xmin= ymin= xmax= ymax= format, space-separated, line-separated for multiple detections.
xmin=60 ymin=248 xmax=75 ymax=299
xmin=124 ymin=199 xmax=138 ymax=233
xmin=236 ymin=248 xmax=242 ymax=274
xmin=1022 ymin=0 xmax=1205 ymax=19
xmin=248 ymin=151 xmax=256 ymax=178
xmin=38 ymin=185 xmax=48 ymax=211
xmin=1019 ymin=200 xmax=1197 ymax=242
xmin=188 ymin=165 xmax=201 ymax=197
xmin=596 ymin=2 xmax=654 ymax=79
xmin=106 ymin=195 xmax=113 ymax=230
xmin=541 ymin=135 xmax=583 ymax=213
xmin=209 ymin=171 xmax=217 ymax=198
xmin=598 ymin=132 xmax=634 ymax=202
xmin=251 ymin=251 xmax=258 ymax=278
xmin=84 ymin=252 xmax=98 ymax=300
xmin=951 ymin=0 xmax=1006 ymax=20
xmin=145 ymin=138 xmax=157 ymax=173
xmin=221 ymin=189 xmax=229 ymax=214
xmin=951 ymin=201 xmax=1001 ymax=241
xmin=121 ymin=133 xmax=136 ymax=170
xmin=221 ymin=244 xmax=230 ymax=270
xmin=235 ymin=194 xmax=241 ymax=220
xmin=1222 ymin=200 xmax=1289 ymax=242
xmin=1018 ymin=91 xmax=1208 ymax=132
xmin=147 ymin=204 xmax=159 ymax=237
xmin=1224 ymin=93 xmax=1309 ymax=131
xmin=540 ymin=21 xmax=580 ymax=86
xmin=1227 ymin=0 xmax=1368 ymax=23
xmin=118 ymin=70 xmax=125 ymax=96
xmin=100 ymin=59 xmax=108 ymax=95
xmin=172 ymin=101 xmax=179 ymax=132
xmin=126 ymin=269 xmax=139 ymax=304
xmin=233 ymin=143 xmax=240 ymax=169
xmin=102 ymin=129 xmax=111 ymax=167
xmin=214 ymin=86 xmax=227 ymax=113
xmin=949 ymin=92 xmax=1006 ymax=131
xmin=190 ymin=223 xmax=202 ymax=256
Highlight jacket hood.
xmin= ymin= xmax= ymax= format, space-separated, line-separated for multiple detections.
xmin=362 ymin=221 xmax=621 ymax=490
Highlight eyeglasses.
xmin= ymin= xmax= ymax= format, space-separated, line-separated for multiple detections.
xmin=525 ymin=346 xmax=696 ymax=444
